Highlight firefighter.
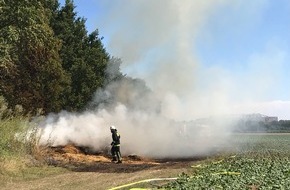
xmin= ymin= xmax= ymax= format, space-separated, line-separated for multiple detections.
xmin=110 ymin=125 xmax=122 ymax=163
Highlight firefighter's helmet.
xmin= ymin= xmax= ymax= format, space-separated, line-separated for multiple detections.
xmin=110 ymin=125 xmax=116 ymax=130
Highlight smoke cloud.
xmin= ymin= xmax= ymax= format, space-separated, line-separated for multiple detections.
xmin=39 ymin=0 xmax=288 ymax=158
xmin=39 ymin=75 xmax=233 ymax=158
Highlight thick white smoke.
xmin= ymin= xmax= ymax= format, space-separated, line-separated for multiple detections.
xmin=39 ymin=76 xmax=233 ymax=158
xmin=39 ymin=0 xmax=287 ymax=158
xmin=97 ymin=0 xmax=286 ymax=120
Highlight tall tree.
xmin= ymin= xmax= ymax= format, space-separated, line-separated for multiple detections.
xmin=0 ymin=0 xmax=69 ymax=114
xmin=51 ymin=0 xmax=110 ymax=111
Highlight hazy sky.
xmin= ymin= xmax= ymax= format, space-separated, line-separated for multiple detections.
xmin=59 ymin=0 xmax=290 ymax=120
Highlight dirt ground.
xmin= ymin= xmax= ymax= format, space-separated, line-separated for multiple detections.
xmin=1 ymin=145 xmax=204 ymax=190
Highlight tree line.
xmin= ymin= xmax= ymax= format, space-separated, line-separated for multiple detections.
xmin=233 ymin=120 xmax=290 ymax=133
xmin=0 ymin=0 xmax=123 ymax=115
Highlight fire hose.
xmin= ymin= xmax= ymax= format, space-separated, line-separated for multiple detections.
xmin=108 ymin=177 xmax=177 ymax=190
xmin=109 ymin=157 xmax=240 ymax=190
xmin=108 ymin=171 xmax=240 ymax=190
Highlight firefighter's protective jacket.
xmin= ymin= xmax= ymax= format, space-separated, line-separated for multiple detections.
xmin=111 ymin=130 xmax=120 ymax=146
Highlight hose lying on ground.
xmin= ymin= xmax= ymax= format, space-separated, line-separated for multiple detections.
xmin=108 ymin=177 xmax=177 ymax=190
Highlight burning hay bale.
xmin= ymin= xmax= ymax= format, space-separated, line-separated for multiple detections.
xmin=50 ymin=144 xmax=81 ymax=154
xmin=128 ymin=154 xmax=142 ymax=161
xmin=39 ymin=144 xmax=160 ymax=167
xmin=42 ymin=144 xmax=111 ymax=166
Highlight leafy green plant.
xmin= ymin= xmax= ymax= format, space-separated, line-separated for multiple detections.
xmin=163 ymin=134 xmax=290 ymax=189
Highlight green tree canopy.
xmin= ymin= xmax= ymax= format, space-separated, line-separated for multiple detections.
xmin=0 ymin=0 xmax=69 ymax=114
xmin=0 ymin=0 xmax=124 ymax=114
xmin=51 ymin=0 xmax=111 ymax=111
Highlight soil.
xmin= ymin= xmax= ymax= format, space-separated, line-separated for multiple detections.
xmin=1 ymin=145 xmax=205 ymax=190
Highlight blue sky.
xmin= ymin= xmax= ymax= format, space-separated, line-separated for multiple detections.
xmin=59 ymin=0 xmax=290 ymax=119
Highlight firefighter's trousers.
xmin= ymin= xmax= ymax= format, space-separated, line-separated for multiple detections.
xmin=111 ymin=145 xmax=122 ymax=162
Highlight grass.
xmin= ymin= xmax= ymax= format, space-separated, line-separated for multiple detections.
xmin=0 ymin=97 xmax=67 ymax=185
xmin=0 ymin=117 xmax=28 ymax=153
xmin=0 ymin=116 xmax=68 ymax=186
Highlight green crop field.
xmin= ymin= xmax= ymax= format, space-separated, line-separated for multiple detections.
xmin=164 ymin=133 xmax=290 ymax=190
